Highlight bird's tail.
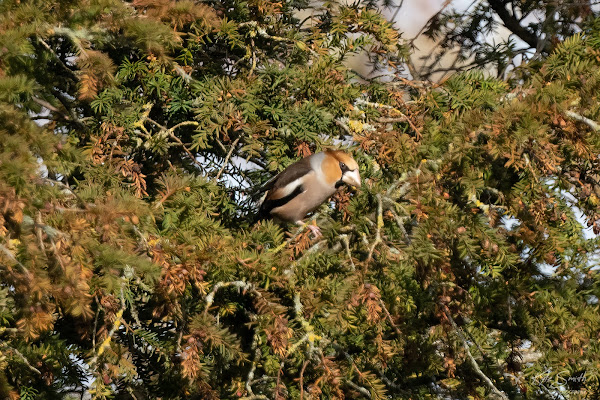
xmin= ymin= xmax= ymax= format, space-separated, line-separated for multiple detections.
xmin=252 ymin=192 xmax=270 ymax=225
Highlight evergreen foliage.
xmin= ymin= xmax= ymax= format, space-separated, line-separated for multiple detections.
xmin=413 ymin=0 xmax=598 ymax=79
xmin=0 ymin=0 xmax=599 ymax=399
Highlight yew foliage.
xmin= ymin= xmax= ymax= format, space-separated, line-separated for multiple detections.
xmin=0 ymin=1 xmax=599 ymax=399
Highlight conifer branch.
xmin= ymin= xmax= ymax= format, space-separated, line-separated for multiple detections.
xmin=0 ymin=243 xmax=29 ymax=273
xmin=169 ymin=121 xmax=200 ymax=131
xmin=269 ymin=213 xmax=323 ymax=255
xmin=0 ymin=343 xmax=41 ymax=375
xmin=288 ymin=333 xmax=312 ymax=355
xmin=89 ymin=308 xmax=125 ymax=367
xmin=443 ymin=308 xmax=509 ymax=400
xmin=283 ymin=238 xmax=327 ymax=279
xmin=355 ymin=97 xmax=424 ymax=137
xmin=346 ymin=380 xmax=372 ymax=398
xmin=385 ymin=207 xmax=409 ymax=241
xmin=337 ymin=350 xmax=377 ymax=398
xmin=291 ymin=293 xmax=319 ymax=354
xmin=565 ymin=110 xmax=600 ymax=131
xmin=375 ymin=368 xmax=403 ymax=392
xmin=145 ymin=118 xmax=205 ymax=172
xmin=51 ymin=89 xmax=86 ymax=126
xmin=169 ymin=131 xmax=206 ymax=170
xmin=245 ymin=327 xmax=261 ymax=398
xmin=355 ymin=98 xmax=397 ymax=110
xmin=238 ymin=21 xmax=316 ymax=55
xmin=488 ymin=0 xmax=550 ymax=52
xmin=204 ymin=281 xmax=256 ymax=314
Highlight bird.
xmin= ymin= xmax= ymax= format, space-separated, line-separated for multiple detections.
xmin=256 ymin=150 xmax=361 ymax=237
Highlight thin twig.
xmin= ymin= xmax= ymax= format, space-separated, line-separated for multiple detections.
xmin=238 ymin=21 xmax=317 ymax=55
xmin=145 ymin=118 xmax=204 ymax=171
xmin=275 ymin=361 xmax=285 ymax=399
xmin=380 ymin=300 xmax=402 ymax=338
xmin=216 ymin=137 xmax=241 ymax=180
xmin=32 ymin=96 xmax=63 ymax=114
xmin=377 ymin=116 xmax=408 ymax=123
xmin=249 ymin=38 xmax=257 ymax=77
xmin=50 ymin=238 xmax=67 ymax=272
xmin=300 ymin=359 xmax=310 ymax=400
xmin=288 ymin=333 xmax=311 ymax=356
xmin=385 ymin=207 xmax=409 ymax=242
xmin=355 ymin=98 xmax=397 ymax=110
xmin=283 ymin=238 xmax=327 ymax=279
xmin=38 ymin=37 xmax=78 ymax=79
xmin=366 ymin=194 xmax=384 ymax=264
xmin=166 ymin=131 xmax=205 ymax=171
xmin=42 ymin=177 xmax=88 ymax=209
xmin=0 ymin=344 xmax=41 ymax=375
xmin=341 ymin=234 xmax=356 ymax=271
xmin=92 ymin=295 xmax=101 ymax=351
xmin=335 ymin=119 xmax=352 ymax=135
xmin=0 ymin=243 xmax=29 ymax=273
xmin=126 ymin=387 xmax=139 ymax=400
xmin=204 ymin=281 xmax=256 ymax=314
xmin=443 ymin=308 xmax=509 ymax=400
xmin=407 ymin=0 xmax=455 ymax=46
xmin=132 ymin=225 xmax=150 ymax=251
xmin=169 ymin=121 xmax=200 ymax=131
xmin=245 ymin=329 xmax=261 ymax=397
xmin=35 ymin=212 xmax=45 ymax=252
xmin=88 ymin=307 xmax=125 ymax=368
xmin=345 ymin=380 xmax=372 ymax=398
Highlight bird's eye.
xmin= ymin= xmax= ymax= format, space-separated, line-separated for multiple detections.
xmin=339 ymin=162 xmax=347 ymax=171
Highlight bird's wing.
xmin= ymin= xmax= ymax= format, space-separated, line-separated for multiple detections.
xmin=265 ymin=156 xmax=313 ymax=200
xmin=256 ymin=157 xmax=314 ymax=219
xmin=252 ymin=157 xmax=311 ymax=196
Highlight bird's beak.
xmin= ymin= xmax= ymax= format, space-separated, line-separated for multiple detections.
xmin=342 ymin=169 xmax=361 ymax=188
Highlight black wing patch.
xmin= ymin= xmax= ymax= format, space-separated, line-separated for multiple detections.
xmin=259 ymin=183 xmax=305 ymax=217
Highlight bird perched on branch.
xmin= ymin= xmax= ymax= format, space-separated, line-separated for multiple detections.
xmin=256 ymin=150 xmax=361 ymax=237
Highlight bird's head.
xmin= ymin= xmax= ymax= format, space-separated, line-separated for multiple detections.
xmin=323 ymin=150 xmax=361 ymax=189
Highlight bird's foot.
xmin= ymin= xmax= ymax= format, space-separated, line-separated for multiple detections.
xmin=306 ymin=223 xmax=322 ymax=239
xmin=297 ymin=220 xmax=322 ymax=239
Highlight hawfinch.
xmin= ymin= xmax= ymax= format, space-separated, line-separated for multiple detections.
xmin=257 ymin=150 xmax=361 ymax=237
